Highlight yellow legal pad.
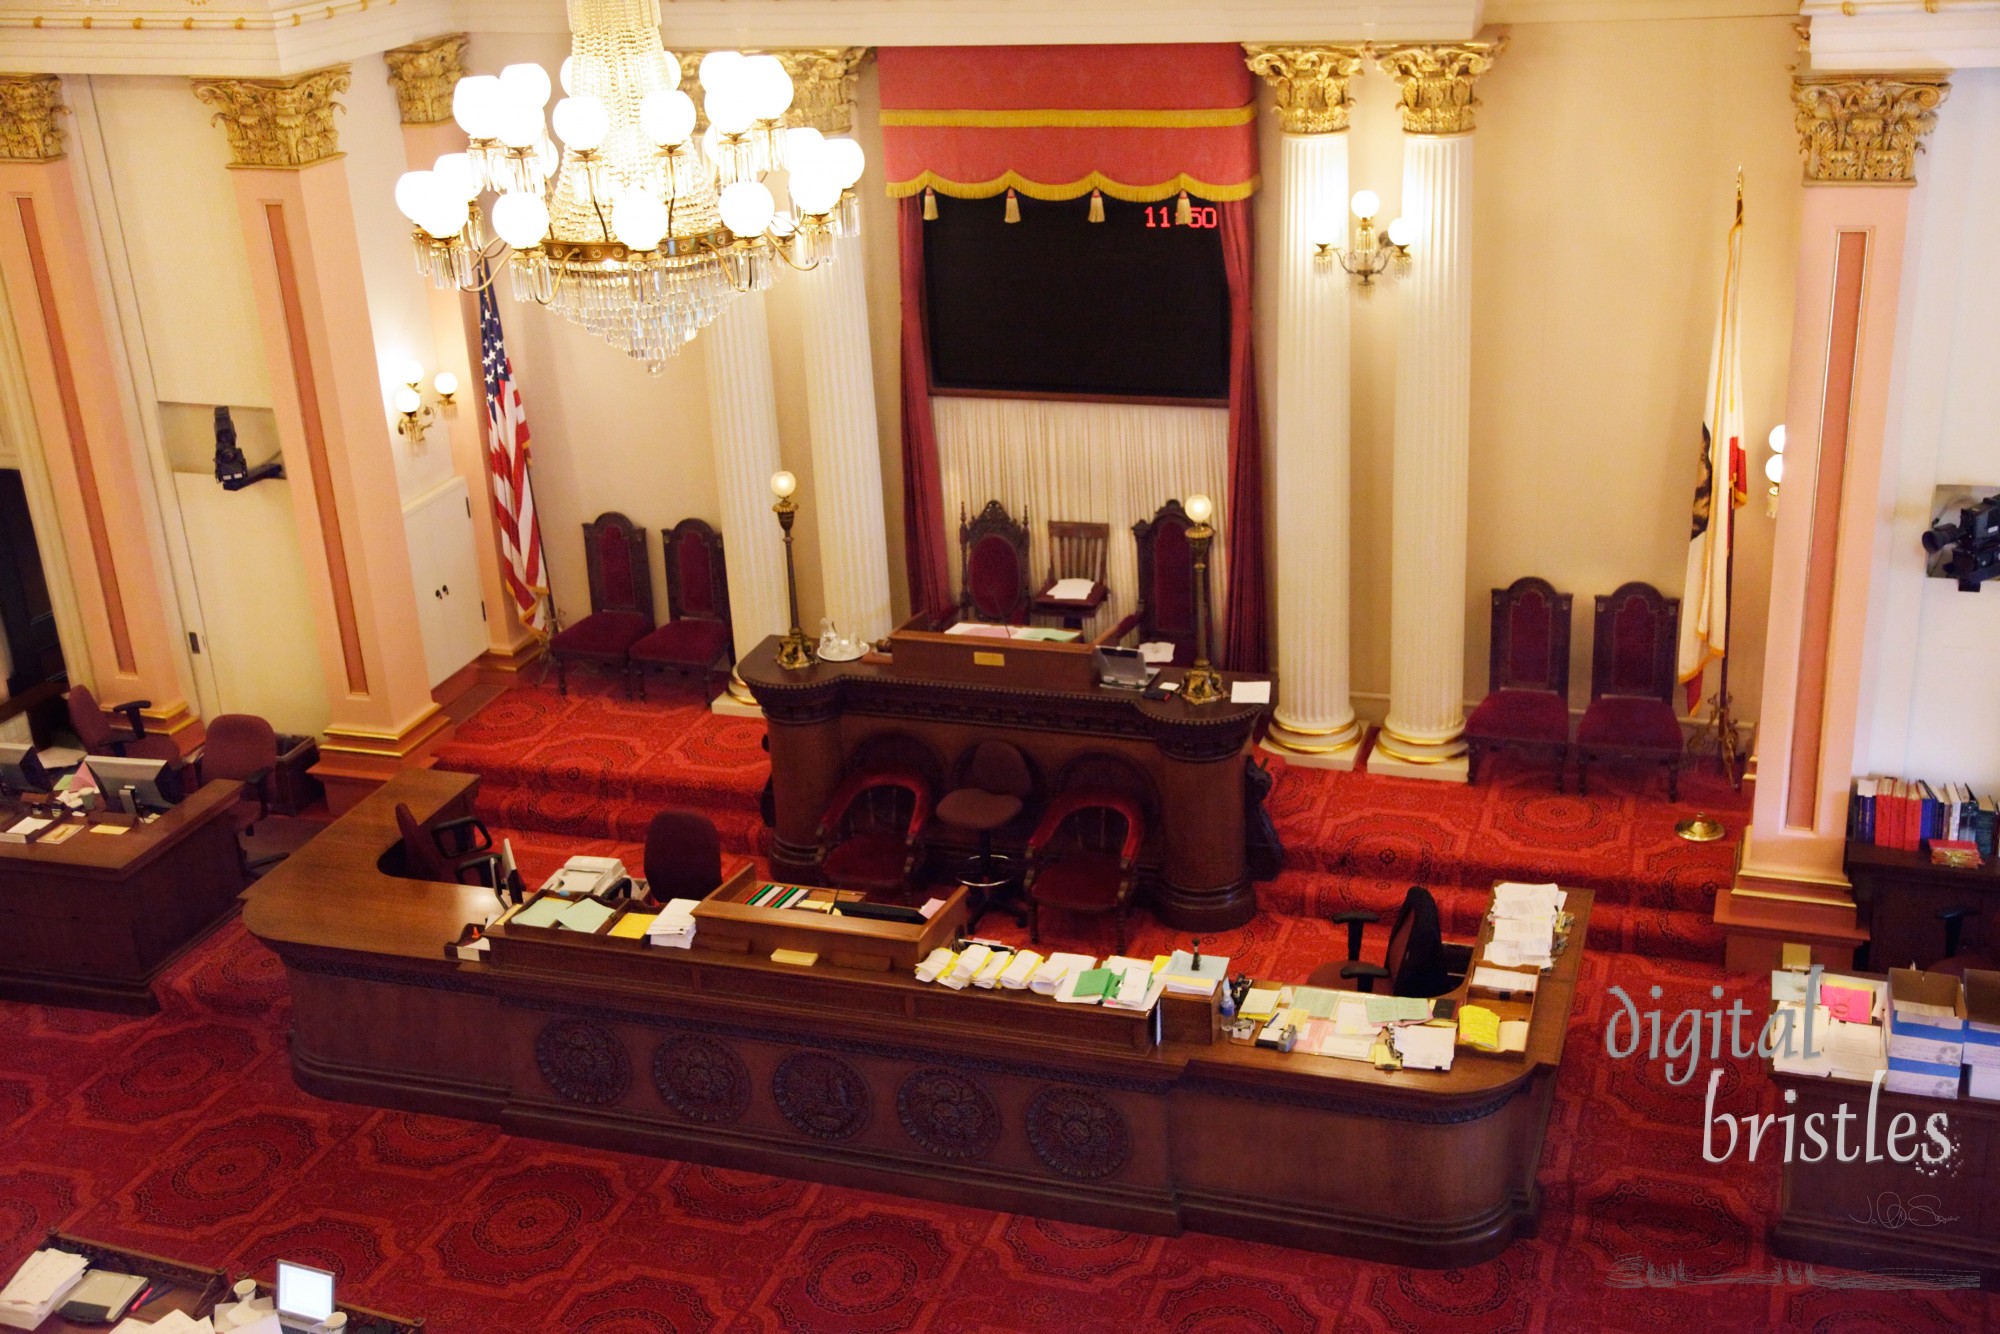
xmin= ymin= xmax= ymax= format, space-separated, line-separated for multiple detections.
xmin=608 ymin=912 xmax=656 ymax=940
xmin=1458 ymin=1005 xmax=1503 ymax=1050
xmin=771 ymin=948 xmax=819 ymax=967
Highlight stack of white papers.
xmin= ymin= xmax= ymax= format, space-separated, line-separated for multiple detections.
xmin=111 ymin=1313 xmax=220 ymax=1334
xmin=0 ymin=1247 xmax=88 ymax=1329
xmin=1470 ymin=965 xmax=1540 ymax=995
xmin=646 ymin=898 xmax=700 ymax=949
xmin=915 ymin=947 xmax=956 ymax=983
xmin=1827 ymin=1015 xmax=1887 ymax=1082
xmin=1396 ymin=1024 xmax=1458 ymax=1071
xmin=1138 ymin=642 xmax=1177 ymax=664
xmin=942 ymin=944 xmax=992 ymax=991
xmin=1030 ymin=953 xmax=1096 ymax=996
xmin=1486 ymin=882 xmax=1565 ymax=968
xmin=1104 ymin=968 xmax=1166 ymax=1014
xmin=971 ymin=949 xmax=1014 ymax=989
xmin=1047 ymin=577 xmax=1096 ymax=601
xmin=998 ymin=950 xmax=1043 ymax=989
xmin=1768 ymin=1003 xmax=1836 ymax=1076
xmin=1163 ymin=950 xmax=1229 ymax=997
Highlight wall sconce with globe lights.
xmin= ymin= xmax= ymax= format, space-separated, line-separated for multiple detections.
xmin=1764 ymin=423 xmax=1786 ymax=517
xmin=392 ymin=360 xmax=460 ymax=450
xmin=1314 ymin=190 xmax=1414 ymax=290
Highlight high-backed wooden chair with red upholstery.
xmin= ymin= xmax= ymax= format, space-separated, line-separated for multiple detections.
xmin=814 ymin=770 xmax=933 ymax=896
xmin=67 ymin=684 xmax=181 ymax=763
xmin=630 ymin=518 xmax=733 ymax=701
xmin=1131 ymin=500 xmax=1200 ymax=666
xmin=1576 ymin=581 xmax=1686 ymax=800
xmin=1464 ymin=577 xmax=1574 ymax=790
xmin=959 ymin=500 xmax=1031 ymax=624
xmin=1024 ymin=790 xmax=1146 ymax=953
xmin=549 ymin=512 xmax=653 ymax=696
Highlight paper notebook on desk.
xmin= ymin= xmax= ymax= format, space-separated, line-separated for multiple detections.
xmin=1031 ymin=953 xmax=1096 ymax=995
xmin=608 ymin=912 xmax=656 ymax=940
xmin=1229 ymin=680 xmax=1271 ymax=705
xmin=1396 ymin=1023 xmax=1458 ymax=1071
xmin=556 ymin=898 xmax=617 ymax=933
xmin=1058 ymin=968 xmax=1119 ymax=1004
xmin=511 ymin=896 xmax=568 ymax=929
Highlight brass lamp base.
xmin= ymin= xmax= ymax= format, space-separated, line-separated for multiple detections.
xmin=1675 ymin=812 xmax=1726 ymax=843
xmin=775 ymin=633 xmax=817 ymax=671
xmin=1180 ymin=663 xmax=1226 ymax=706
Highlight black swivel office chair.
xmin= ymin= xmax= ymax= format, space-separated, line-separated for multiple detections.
xmin=1311 ymin=886 xmax=1466 ymax=997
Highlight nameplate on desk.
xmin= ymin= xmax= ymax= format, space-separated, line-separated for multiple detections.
xmin=972 ymin=651 xmax=1005 ymax=667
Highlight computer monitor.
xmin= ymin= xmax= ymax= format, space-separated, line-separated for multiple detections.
xmin=0 ymin=743 xmax=49 ymax=794
xmin=275 ymin=1260 xmax=335 ymax=1327
xmin=86 ymin=756 xmax=183 ymax=813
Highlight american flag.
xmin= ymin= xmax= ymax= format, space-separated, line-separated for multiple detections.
xmin=479 ymin=268 xmax=548 ymax=636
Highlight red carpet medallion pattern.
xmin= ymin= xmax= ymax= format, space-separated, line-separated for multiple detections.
xmin=0 ymin=679 xmax=1994 ymax=1331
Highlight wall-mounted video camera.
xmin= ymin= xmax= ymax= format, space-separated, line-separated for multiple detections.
xmin=1923 ymin=490 xmax=2000 ymax=592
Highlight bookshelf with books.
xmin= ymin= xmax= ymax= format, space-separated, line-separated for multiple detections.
xmin=1847 ymin=775 xmax=1996 ymax=861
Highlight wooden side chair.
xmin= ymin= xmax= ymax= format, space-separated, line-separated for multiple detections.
xmin=959 ymin=500 xmax=1032 ymax=624
xmin=630 ymin=518 xmax=734 ymax=701
xmin=549 ymin=512 xmax=653 ymax=696
xmin=1464 ymin=577 xmax=1574 ymax=790
xmin=1576 ymin=581 xmax=1686 ymax=799
xmin=1129 ymin=500 xmax=1200 ymax=666
xmin=1032 ymin=520 xmax=1110 ymax=630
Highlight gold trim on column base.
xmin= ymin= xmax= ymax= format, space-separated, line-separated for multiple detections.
xmin=139 ymin=702 xmax=204 ymax=757
xmin=1379 ymin=720 xmax=1466 ymax=748
xmin=1264 ymin=731 xmax=1362 ymax=756
xmin=475 ymin=639 xmax=544 ymax=687
xmin=311 ymin=709 xmax=456 ymax=818
xmin=318 ymin=706 xmax=450 ymax=758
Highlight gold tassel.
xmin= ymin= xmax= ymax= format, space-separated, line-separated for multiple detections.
xmin=1004 ymin=188 xmax=1020 ymax=224
xmin=923 ymin=187 xmax=937 ymax=221
xmin=1175 ymin=190 xmax=1192 ymax=225
xmin=1088 ymin=189 xmax=1104 ymax=223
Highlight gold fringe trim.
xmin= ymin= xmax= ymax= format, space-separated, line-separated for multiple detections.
xmin=881 ymin=104 xmax=1256 ymax=129
xmin=888 ymin=169 xmax=1259 ymax=203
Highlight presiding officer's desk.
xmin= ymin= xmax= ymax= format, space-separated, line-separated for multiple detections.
xmin=245 ymin=770 xmax=1592 ymax=1267
xmin=739 ymin=625 xmax=1267 ymax=930
xmin=0 ymin=781 xmax=245 ymax=1012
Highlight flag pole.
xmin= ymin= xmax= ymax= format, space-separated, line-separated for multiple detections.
xmin=1714 ymin=169 xmax=1744 ymax=791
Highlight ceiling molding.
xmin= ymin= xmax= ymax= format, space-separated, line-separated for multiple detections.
xmin=1486 ymin=0 xmax=1791 ymax=20
xmin=1802 ymin=1 xmax=2000 ymax=70
xmin=0 ymin=0 xmax=459 ymax=77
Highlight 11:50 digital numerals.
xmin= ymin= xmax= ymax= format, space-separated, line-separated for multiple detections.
xmin=1143 ymin=204 xmax=1220 ymax=229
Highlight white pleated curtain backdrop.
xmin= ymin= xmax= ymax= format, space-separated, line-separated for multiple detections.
xmin=932 ymin=395 xmax=1231 ymax=635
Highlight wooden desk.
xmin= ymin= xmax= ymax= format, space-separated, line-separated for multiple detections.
xmin=738 ymin=633 xmax=1268 ymax=931
xmin=0 ymin=782 xmax=245 ymax=1013
xmin=32 ymin=1232 xmax=422 ymax=1332
xmin=1847 ymin=841 xmax=2000 ymax=970
xmin=246 ymin=771 xmax=1592 ymax=1268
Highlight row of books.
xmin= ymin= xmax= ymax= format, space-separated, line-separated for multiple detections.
xmin=1847 ymin=776 xmax=1997 ymax=857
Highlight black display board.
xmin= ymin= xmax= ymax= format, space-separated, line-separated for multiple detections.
xmin=922 ymin=192 xmax=1230 ymax=402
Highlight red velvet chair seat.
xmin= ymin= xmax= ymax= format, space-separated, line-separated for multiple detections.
xmin=629 ymin=619 xmax=730 ymax=669
xmin=935 ymin=788 xmax=1022 ymax=833
xmin=1026 ymin=851 xmax=1124 ymax=910
xmin=1465 ymin=690 xmax=1569 ymax=743
xmin=822 ymin=832 xmax=914 ymax=892
xmin=1577 ymin=696 xmax=1683 ymax=751
xmin=552 ymin=611 xmax=651 ymax=657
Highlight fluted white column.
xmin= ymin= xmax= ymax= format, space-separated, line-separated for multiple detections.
xmin=1266 ymin=133 xmax=1363 ymax=763
xmin=797 ymin=231 xmax=894 ymax=642
xmin=704 ymin=292 xmax=790 ymax=714
xmin=1371 ymin=132 xmax=1474 ymax=778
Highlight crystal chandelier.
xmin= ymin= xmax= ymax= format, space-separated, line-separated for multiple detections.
xmin=392 ymin=0 xmax=865 ymax=369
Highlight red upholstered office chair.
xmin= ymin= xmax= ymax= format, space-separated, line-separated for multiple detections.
xmin=815 ymin=770 xmax=932 ymax=896
xmin=549 ymin=512 xmax=653 ymax=696
xmin=202 ymin=713 xmax=285 ymax=872
xmin=394 ymin=802 xmax=502 ymax=889
xmin=1576 ymin=582 xmax=1686 ymax=800
xmin=1130 ymin=500 xmax=1200 ymax=666
xmin=630 ymin=519 xmax=734 ymax=702
xmin=1465 ymin=577 xmax=1575 ymax=790
xmin=67 ymin=684 xmax=180 ymax=763
xmin=1024 ymin=790 xmax=1145 ymax=953
xmin=959 ymin=500 xmax=1031 ymax=624
xmin=643 ymin=808 xmax=724 ymax=902
xmin=936 ymin=740 xmax=1035 ymax=929
xmin=1307 ymin=886 xmax=1465 ymax=998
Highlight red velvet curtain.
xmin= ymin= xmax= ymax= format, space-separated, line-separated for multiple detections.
xmin=1219 ymin=199 xmax=1267 ymax=673
xmin=898 ymin=197 xmax=952 ymax=620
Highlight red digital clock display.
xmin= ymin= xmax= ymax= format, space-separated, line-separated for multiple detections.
xmin=1143 ymin=203 xmax=1220 ymax=229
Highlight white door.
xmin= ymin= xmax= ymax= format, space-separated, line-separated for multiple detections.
xmin=404 ymin=477 xmax=487 ymax=688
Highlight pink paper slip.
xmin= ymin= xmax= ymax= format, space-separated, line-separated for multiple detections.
xmin=1821 ymin=984 xmax=1874 ymax=1024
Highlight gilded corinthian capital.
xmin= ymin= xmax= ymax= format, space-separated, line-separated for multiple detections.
xmin=676 ymin=47 xmax=873 ymax=135
xmin=1242 ymin=45 xmax=1367 ymax=134
xmin=1792 ymin=72 xmax=1949 ymax=184
xmin=1374 ymin=40 xmax=1505 ymax=135
xmin=192 ymin=66 xmax=351 ymax=168
xmin=384 ymin=34 xmax=468 ymax=126
xmin=0 ymin=74 xmax=65 ymax=161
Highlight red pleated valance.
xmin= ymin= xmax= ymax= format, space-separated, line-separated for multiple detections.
xmin=877 ymin=43 xmax=1259 ymax=203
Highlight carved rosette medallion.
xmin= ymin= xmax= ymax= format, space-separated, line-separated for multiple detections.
xmin=1026 ymin=1086 xmax=1131 ymax=1180
xmin=0 ymin=75 xmax=65 ymax=162
xmin=652 ymin=1035 xmax=751 ymax=1123
xmin=1242 ymin=45 xmax=1366 ymax=135
xmin=676 ymin=47 xmax=872 ymax=135
xmin=1374 ymin=41 xmax=1504 ymax=135
xmin=191 ymin=66 xmax=351 ymax=169
xmin=534 ymin=1018 xmax=632 ymax=1105
xmin=1792 ymin=73 xmax=1949 ymax=185
xmin=384 ymin=34 xmax=469 ymax=126
xmin=773 ymin=1051 xmax=871 ymax=1140
xmin=896 ymin=1067 xmax=1001 ymax=1160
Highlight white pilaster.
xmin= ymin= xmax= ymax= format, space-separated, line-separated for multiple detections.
xmin=796 ymin=230 xmax=893 ymax=642
xmin=703 ymin=292 xmax=789 ymax=717
xmin=1370 ymin=132 xmax=1474 ymax=781
xmin=1263 ymin=131 xmax=1363 ymax=768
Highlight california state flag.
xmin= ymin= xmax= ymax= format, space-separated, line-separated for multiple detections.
xmin=1677 ymin=190 xmax=1748 ymax=714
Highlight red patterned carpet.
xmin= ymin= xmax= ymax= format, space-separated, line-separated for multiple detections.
xmin=3 ymin=678 xmax=1995 ymax=1332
